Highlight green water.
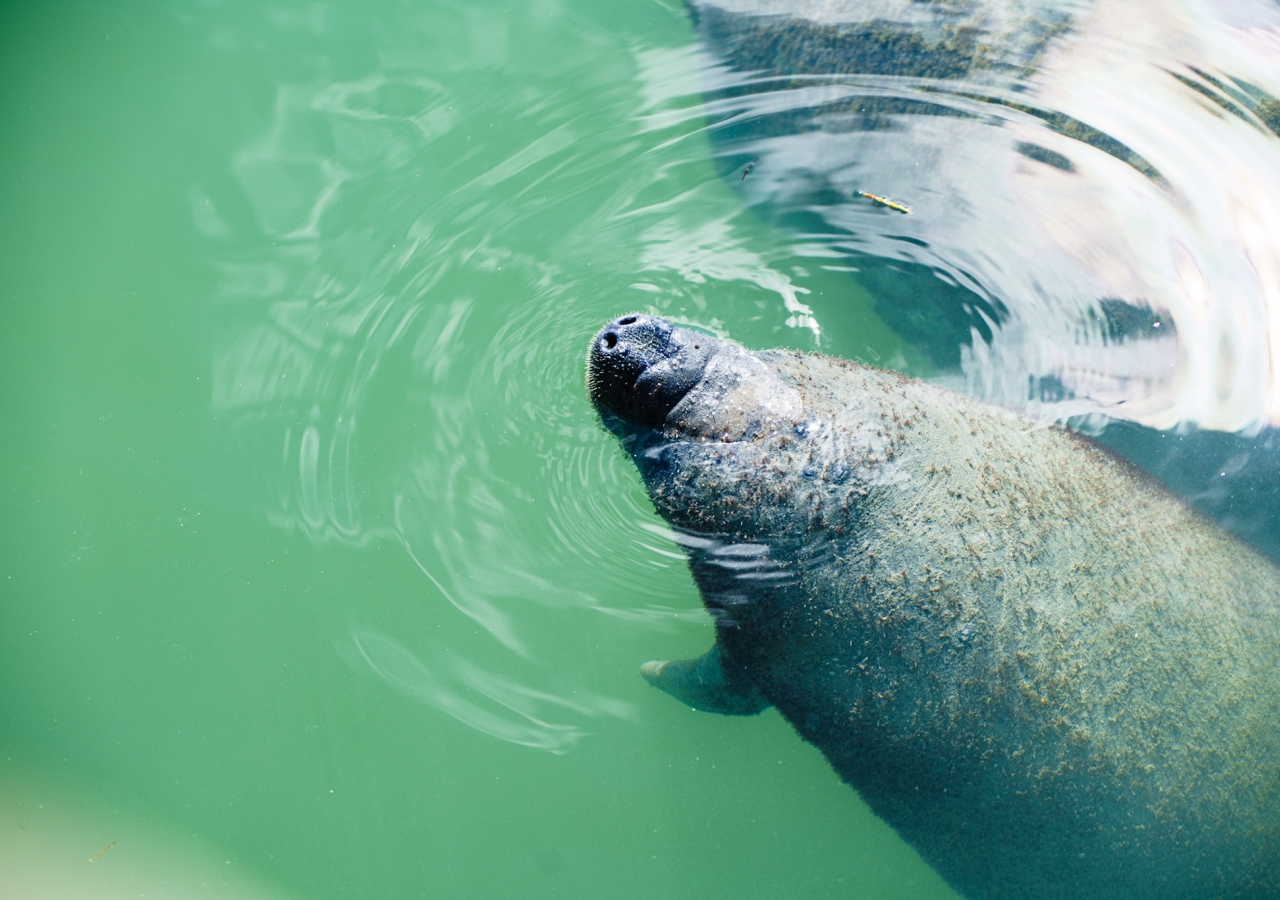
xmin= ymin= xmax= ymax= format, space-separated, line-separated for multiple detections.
xmin=0 ymin=1 xmax=951 ymax=897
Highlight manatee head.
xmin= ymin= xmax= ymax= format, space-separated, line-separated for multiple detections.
xmin=586 ymin=314 xmax=718 ymax=430
xmin=587 ymin=314 xmax=891 ymax=554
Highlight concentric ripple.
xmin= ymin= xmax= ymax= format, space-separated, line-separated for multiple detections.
xmin=202 ymin=5 xmax=804 ymax=752
xmin=204 ymin=0 xmax=1280 ymax=752
xmin=684 ymin=0 xmax=1280 ymax=430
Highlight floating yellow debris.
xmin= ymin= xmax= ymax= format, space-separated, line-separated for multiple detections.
xmin=89 ymin=840 xmax=117 ymax=862
xmin=857 ymin=190 xmax=912 ymax=214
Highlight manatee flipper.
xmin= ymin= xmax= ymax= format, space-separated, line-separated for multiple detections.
xmin=640 ymin=645 xmax=770 ymax=715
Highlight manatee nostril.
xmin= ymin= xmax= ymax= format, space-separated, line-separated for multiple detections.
xmin=588 ymin=314 xmax=718 ymax=428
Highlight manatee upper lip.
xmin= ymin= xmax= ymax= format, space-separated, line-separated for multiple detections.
xmin=587 ymin=314 xmax=718 ymax=428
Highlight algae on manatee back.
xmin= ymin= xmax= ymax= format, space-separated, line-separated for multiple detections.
xmin=587 ymin=314 xmax=1280 ymax=900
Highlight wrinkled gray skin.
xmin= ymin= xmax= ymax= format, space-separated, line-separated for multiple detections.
xmin=587 ymin=314 xmax=1280 ymax=900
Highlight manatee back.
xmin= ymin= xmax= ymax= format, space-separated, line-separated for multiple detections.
xmin=726 ymin=353 xmax=1280 ymax=900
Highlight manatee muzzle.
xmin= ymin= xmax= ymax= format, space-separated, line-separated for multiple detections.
xmin=587 ymin=314 xmax=717 ymax=428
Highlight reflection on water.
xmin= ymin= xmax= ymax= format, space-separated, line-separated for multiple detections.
xmin=688 ymin=0 xmax=1280 ymax=430
xmin=205 ymin=2 xmax=788 ymax=749
xmin=207 ymin=0 xmax=1280 ymax=757
xmin=345 ymin=627 xmax=631 ymax=754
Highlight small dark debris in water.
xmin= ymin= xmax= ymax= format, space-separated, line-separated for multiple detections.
xmin=15 ymin=822 xmax=26 ymax=831
xmin=740 ymin=156 xmax=760 ymax=181
xmin=857 ymin=190 xmax=912 ymax=214
xmin=89 ymin=841 xmax=116 ymax=862
xmin=1015 ymin=142 xmax=1075 ymax=172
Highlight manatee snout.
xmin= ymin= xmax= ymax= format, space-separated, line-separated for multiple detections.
xmin=587 ymin=314 xmax=717 ymax=427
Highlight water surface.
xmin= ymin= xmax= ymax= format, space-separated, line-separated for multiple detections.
xmin=2 ymin=1 xmax=1278 ymax=897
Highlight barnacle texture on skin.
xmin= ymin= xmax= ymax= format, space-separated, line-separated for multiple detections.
xmin=590 ymin=317 xmax=1280 ymax=900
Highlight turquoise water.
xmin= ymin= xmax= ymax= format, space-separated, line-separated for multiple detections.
xmin=0 ymin=2 xmax=940 ymax=897
xmin=3 ymin=1 xmax=1279 ymax=897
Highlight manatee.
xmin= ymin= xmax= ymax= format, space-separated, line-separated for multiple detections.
xmin=586 ymin=313 xmax=1280 ymax=900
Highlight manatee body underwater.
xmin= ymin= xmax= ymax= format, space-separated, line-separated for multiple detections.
xmin=586 ymin=314 xmax=1280 ymax=900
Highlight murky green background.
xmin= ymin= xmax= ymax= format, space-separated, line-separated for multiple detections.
xmin=0 ymin=1 xmax=951 ymax=897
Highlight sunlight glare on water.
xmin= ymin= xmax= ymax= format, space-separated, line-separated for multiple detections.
xmin=685 ymin=0 xmax=1280 ymax=430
